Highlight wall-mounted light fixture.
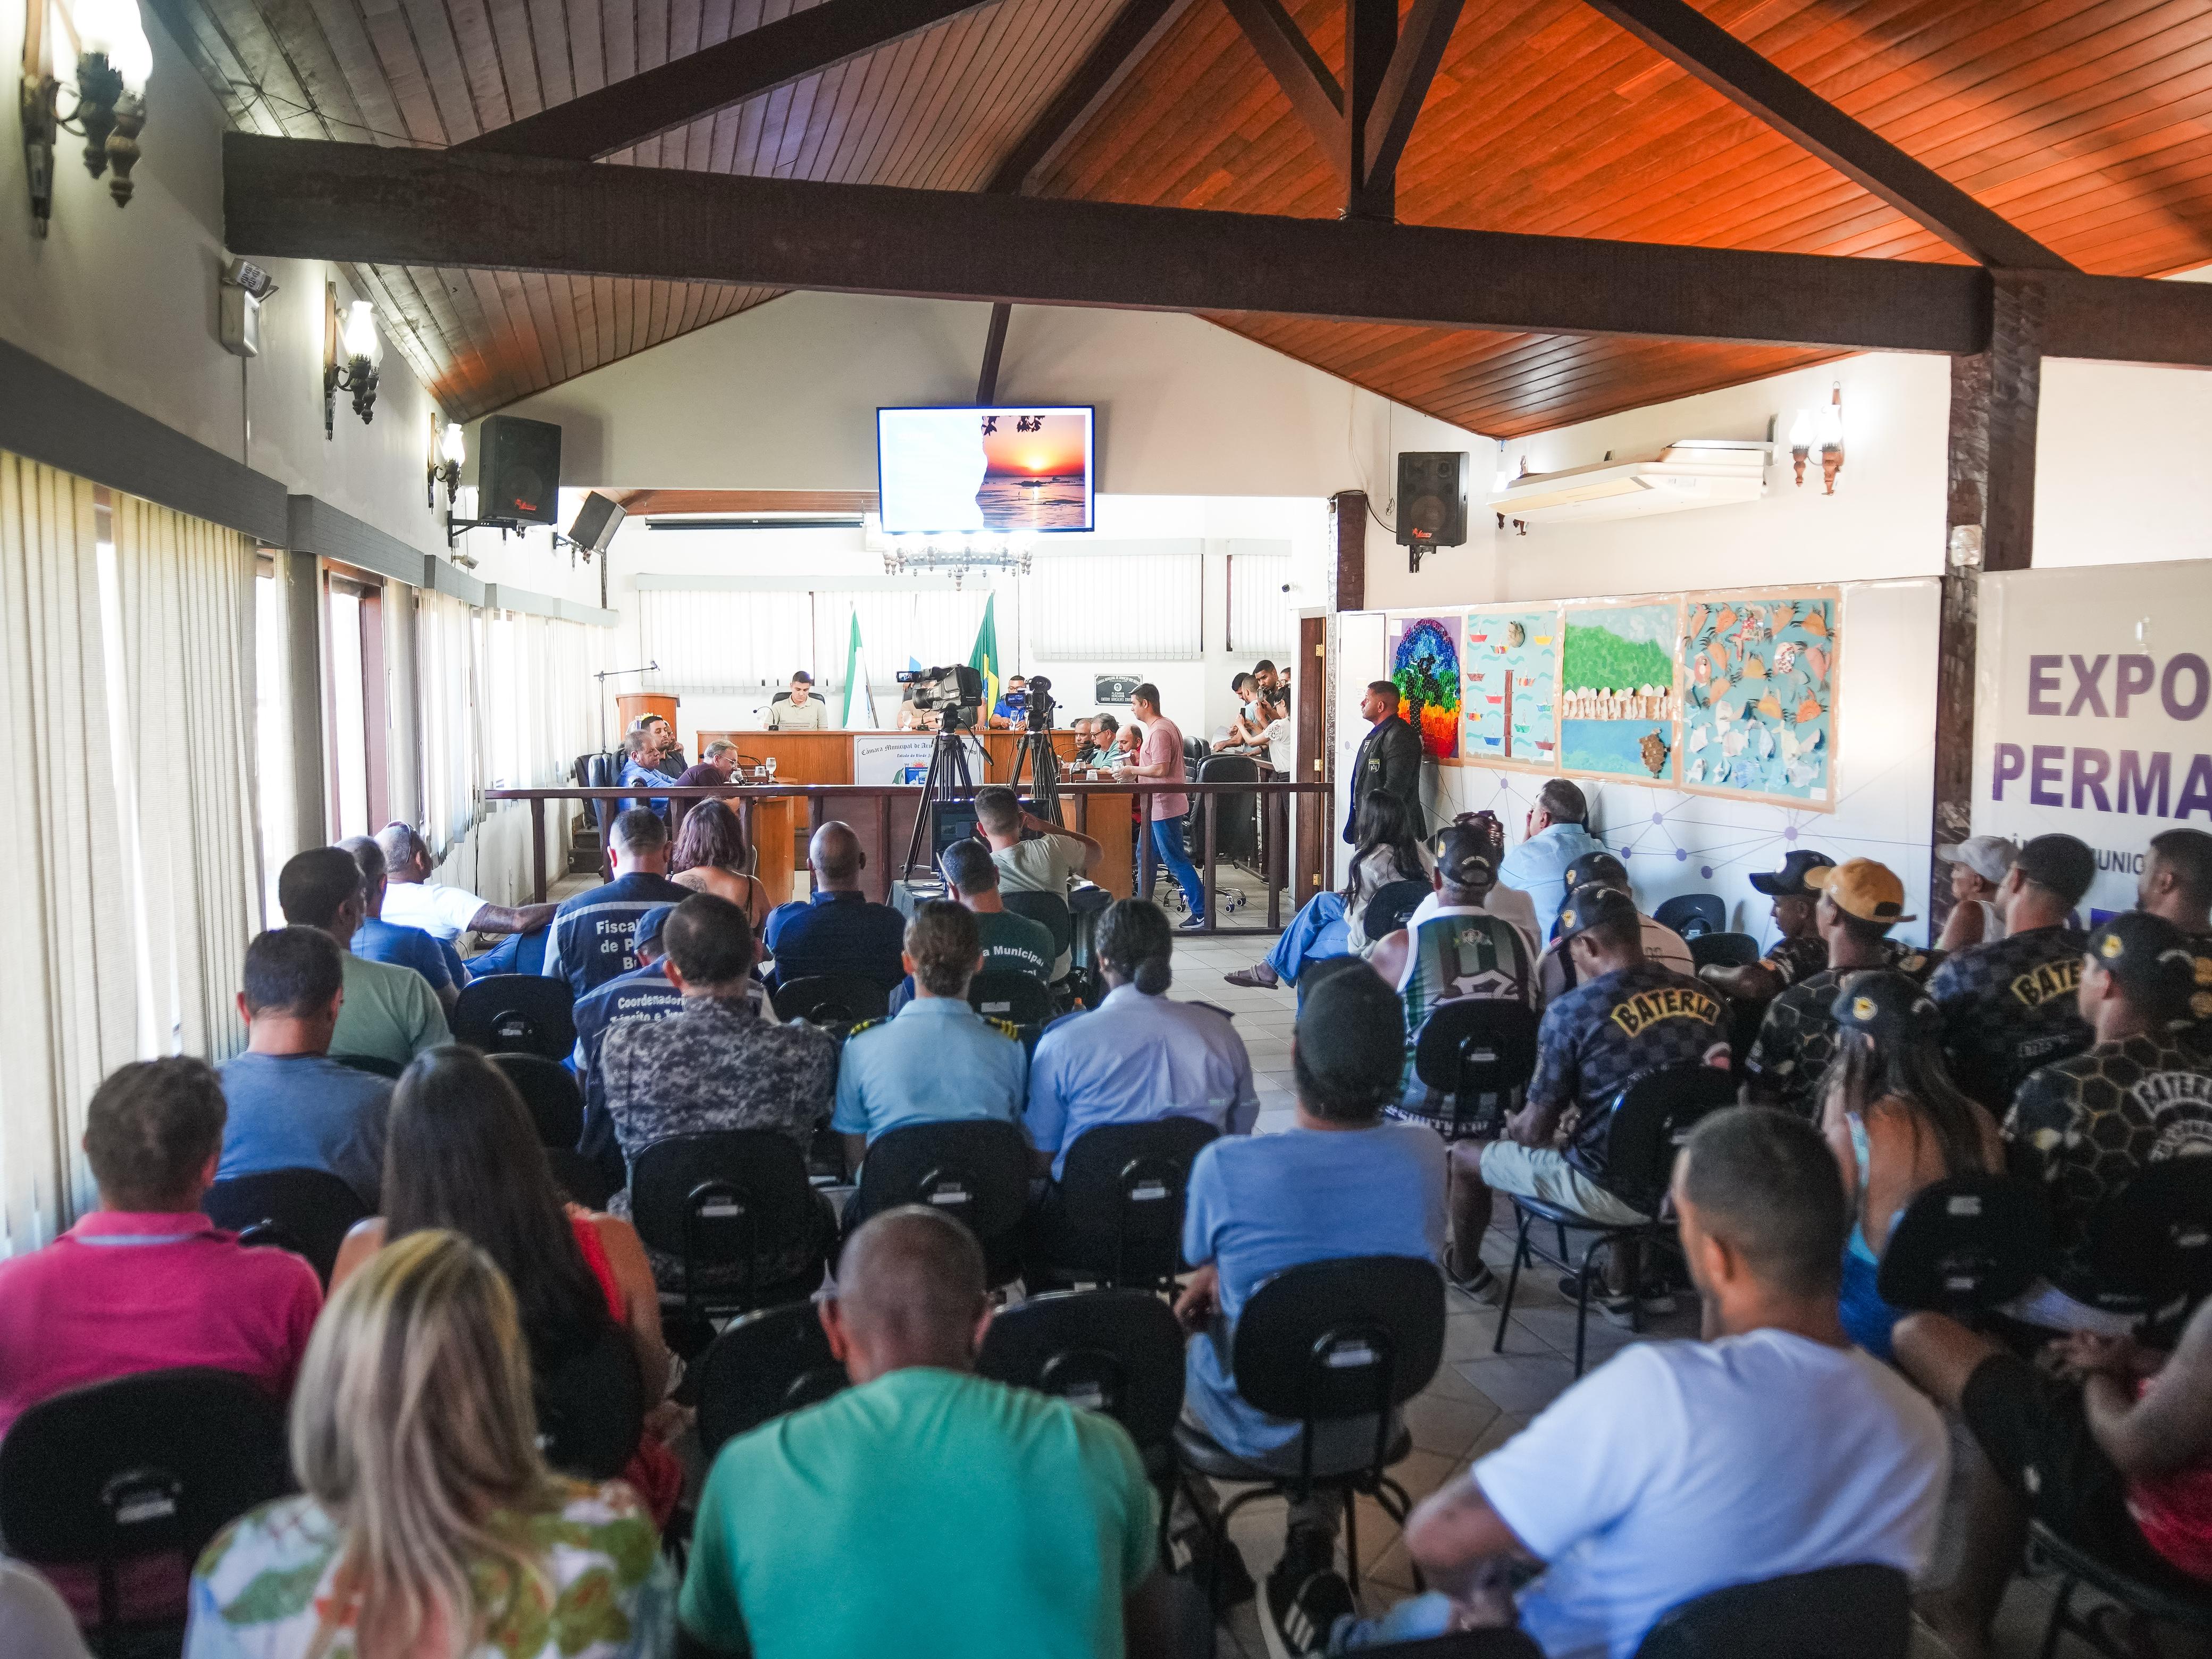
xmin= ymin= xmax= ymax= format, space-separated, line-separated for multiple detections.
xmin=324 ymin=284 xmax=381 ymax=438
xmin=20 ymin=0 xmax=152 ymax=233
xmin=1787 ymin=407 xmax=1814 ymax=488
xmin=428 ymin=416 xmax=464 ymax=507
xmin=1817 ymin=381 xmax=1845 ymax=494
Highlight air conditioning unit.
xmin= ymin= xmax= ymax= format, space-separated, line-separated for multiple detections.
xmin=1495 ymin=440 xmax=1774 ymax=526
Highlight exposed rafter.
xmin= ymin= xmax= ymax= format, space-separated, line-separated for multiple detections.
xmin=1217 ymin=0 xmax=1345 ymax=182
xmin=459 ymin=0 xmax=999 ymax=161
xmin=1361 ymin=0 xmax=1464 ymax=203
xmin=987 ymin=0 xmax=1198 ymax=194
xmin=1579 ymin=0 xmax=2071 ymax=272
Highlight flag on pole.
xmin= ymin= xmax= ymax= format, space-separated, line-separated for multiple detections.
xmin=968 ymin=593 xmax=1001 ymax=716
xmin=841 ymin=609 xmax=880 ymax=730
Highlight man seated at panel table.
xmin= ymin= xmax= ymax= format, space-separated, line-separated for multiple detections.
xmin=764 ymin=669 xmax=827 ymax=730
xmin=2000 ymin=911 xmax=2212 ymax=1335
xmin=1927 ymin=832 xmax=2096 ymax=1112
xmin=278 ymin=846 xmax=448 ymax=1070
xmin=1367 ymin=1109 xmax=1946 ymax=1659
xmin=678 ymin=1206 xmax=1174 ymax=1659
xmin=988 ymin=674 xmax=1031 ymax=730
xmin=1530 ymin=850 xmax=1694 ymax=1007
xmin=832 ymin=903 xmax=1027 ymax=1188
xmin=617 ymin=728 xmax=672 ymax=816
xmin=542 ymin=807 xmax=693 ymax=1001
xmin=0 ymin=1057 xmax=323 ymax=1630
xmin=339 ymin=834 xmax=457 ymax=1017
xmin=760 ymin=822 xmax=909 ymax=995
xmin=642 ymin=712 xmax=689 ymax=776
xmin=374 ymin=821 xmax=558 ymax=983
xmin=1444 ymin=885 xmax=1728 ymax=1314
xmin=671 ymin=739 xmax=741 ymax=791
xmin=889 ymin=842 xmax=1055 ymax=1012
xmin=1074 ymin=713 xmax=1119 ymax=769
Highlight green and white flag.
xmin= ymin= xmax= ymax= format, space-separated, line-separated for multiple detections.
xmin=969 ymin=592 xmax=1001 ymax=714
xmin=841 ymin=609 xmax=880 ymax=729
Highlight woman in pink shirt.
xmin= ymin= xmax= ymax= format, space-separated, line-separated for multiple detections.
xmin=1113 ymin=683 xmax=1206 ymax=927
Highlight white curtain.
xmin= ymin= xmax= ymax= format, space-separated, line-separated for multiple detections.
xmin=417 ymin=589 xmax=482 ymax=860
xmin=480 ymin=610 xmax=601 ymax=884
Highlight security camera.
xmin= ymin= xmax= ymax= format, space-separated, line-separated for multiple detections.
xmin=223 ymin=256 xmax=278 ymax=300
xmin=1280 ymin=583 xmax=1293 ymax=593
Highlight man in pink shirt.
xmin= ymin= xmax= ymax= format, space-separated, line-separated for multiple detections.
xmin=1114 ymin=682 xmax=1206 ymax=927
xmin=0 ymin=1056 xmax=322 ymax=1623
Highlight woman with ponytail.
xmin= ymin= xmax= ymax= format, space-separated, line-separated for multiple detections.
xmin=1023 ymin=899 xmax=1260 ymax=1181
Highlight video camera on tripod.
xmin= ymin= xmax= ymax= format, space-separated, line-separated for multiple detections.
xmin=1023 ymin=674 xmax=1055 ymax=731
xmin=896 ymin=664 xmax=984 ymax=730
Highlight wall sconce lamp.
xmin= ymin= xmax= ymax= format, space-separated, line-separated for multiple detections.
xmin=1817 ymin=381 xmax=1846 ymax=494
xmin=1787 ymin=408 xmax=1814 ymax=488
xmin=428 ymin=417 xmax=464 ymax=507
xmin=21 ymin=0 xmax=152 ymax=233
xmin=324 ymin=285 xmax=382 ymax=438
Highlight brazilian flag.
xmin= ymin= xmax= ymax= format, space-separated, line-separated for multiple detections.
xmin=968 ymin=593 xmax=1001 ymax=713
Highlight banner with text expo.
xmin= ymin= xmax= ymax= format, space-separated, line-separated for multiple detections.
xmin=1975 ymin=559 xmax=2212 ymax=918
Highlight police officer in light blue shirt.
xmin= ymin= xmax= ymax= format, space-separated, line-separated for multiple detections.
xmin=1025 ymin=899 xmax=1258 ymax=1179
xmin=832 ymin=902 xmax=1027 ymax=1170
xmin=1496 ymin=777 xmax=1606 ymax=926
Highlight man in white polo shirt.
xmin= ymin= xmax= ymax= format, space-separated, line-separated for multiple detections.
xmin=373 ymin=822 xmax=558 ymax=983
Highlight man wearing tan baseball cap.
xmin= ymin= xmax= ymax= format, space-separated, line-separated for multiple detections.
xmin=1745 ymin=859 xmax=1929 ymax=1118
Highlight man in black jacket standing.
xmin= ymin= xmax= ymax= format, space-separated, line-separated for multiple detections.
xmin=1346 ymin=678 xmax=1427 ymax=844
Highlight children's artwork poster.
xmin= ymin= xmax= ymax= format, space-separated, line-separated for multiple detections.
xmin=1461 ymin=609 xmax=1560 ymax=769
xmin=1680 ymin=589 xmax=1839 ymax=806
xmin=1559 ymin=601 xmax=1682 ymax=783
xmin=1387 ymin=614 xmax=1463 ymax=762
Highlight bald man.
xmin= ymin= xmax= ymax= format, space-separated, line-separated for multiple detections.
xmin=759 ymin=820 xmax=908 ymax=993
xmin=680 ymin=1206 xmax=1179 ymax=1659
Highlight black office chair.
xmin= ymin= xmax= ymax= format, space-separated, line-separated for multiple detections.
xmin=1040 ymin=1116 xmax=1220 ymax=1289
xmin=1364 ymin=878 xmax=1431 ymax=944
xmin=488 ymin=1052 xmax=586 ymax=1150
xmin=1493 ymin=1066 xmax=1737 ymax=1376
xmin=1652 ymin=894 xmax=1727 ymax=942
xmin=1002 ymin=888 xmax=1076 ymax=969
xmin=2029 ymin=1520 xmax=2212 ymax=1659
xmin=1875 ymin=1172 xmax=2051 ymax=1320
xmin=330 ymin=1051 xmax=405 ymax=1079
xmin=1174 ymin=1255 xmax=1445 ymax=1610
xmin=1194 ymin=752 xmax=1261 ymax=875
xmin=0 ymin=1367 xmax=294 ymax=1654
xmin=585 ymin=752 xmax=622 ymax=856
xmin=2087 ymin=1154 xmax=2212 ymax=1337
xmin=694 ymin=1303 xmax=849 ymax=1458
xmin=771 ymin=974 xmax=891 ymax=1029
xmin=1687 ymin=932 xmax=1760 ymax=970
xmin=1410 ymin=999 xmax=1540 ymax=1141
xmin=967 ymin=969 xmax=1055 ymax=1029
xmin=629 ymin=1130 xmax=829 ymax=1323
xmin=1070 ymin=884 xmax=1115 ymax=1003
xmin=848 ymin=1119 xmax=1033 ymax=1284
xmin=454 ymin=973 xmax=579 ymax=1059
xmin=1633 ymin=1563 xmax=1912 ymax=1658
xmin=545 ymin=1147 xmax=617 ymax=1211
xmin=203 ymin=1167 xmax=370 ymax=1286
xmin=534 ymin=1321 xmax=646 ymax=1482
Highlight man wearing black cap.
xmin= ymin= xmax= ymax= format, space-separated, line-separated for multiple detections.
xmin=572 ymin=901 xmax=692 ymax=1180
xmin=1448 ymin=885 xmax=1728 ymax=1311
xmin=1926 ymin=832 xmax=2097 ymax=1112
xmin=1700 ymin=849 xmax=1836 ymax=1004
xmin=2004 ymin=911 xmax=2212 ymax=1326
xmin=1534 ymin=849 xmax=1694 ymax=1004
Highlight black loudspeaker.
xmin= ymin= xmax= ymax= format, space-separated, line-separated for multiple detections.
xmin=1396 ymin=451 xmax=1470 ymax=560
xmin=566 ymin=491 xmax=625 ymax=555
xmin=477 ymin=415 xmax=563 ymax=526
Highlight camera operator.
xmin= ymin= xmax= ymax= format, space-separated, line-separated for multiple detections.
xmin=988 ymin=674 xmax=1032 ymax=730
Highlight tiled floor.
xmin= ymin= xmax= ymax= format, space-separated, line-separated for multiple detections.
xmin=1164 ymin=929 xmax=2102 ymax=1659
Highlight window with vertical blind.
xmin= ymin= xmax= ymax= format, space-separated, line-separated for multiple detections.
xmin=1028 ymin=547 xmax=1202 ymax=660
xmin=809 ymin=588 xmax=988 ymax=686
xmin=1227 ymin=549 xmax=1296 ymax=658
xmin=638 ymin=589 xmax=813 ymax=693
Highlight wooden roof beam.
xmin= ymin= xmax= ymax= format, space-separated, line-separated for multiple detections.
xmin=1217 ymin=0 xmax=1346 ymax=183
xmin=460 ymin=0 xmax=1000 ymax=161
xmin=1580 ymin=0 xmax=2073 ymax=272
xmin=986 ymin=0 xmax=1198 ymax=194
xmin=1360 ymin=0 xmax=1464 ymax=209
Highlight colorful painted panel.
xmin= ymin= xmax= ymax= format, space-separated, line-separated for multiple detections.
xmin=1681 ymin=590 xmax=1838 ymax=805
xmin=1462 ymin=610 xmax=1559 ymax=769
xmin=1560 ymin=601 xmax=1681 ymax=782
xmin=1387 ymin=615 xmax=1462 ymax=761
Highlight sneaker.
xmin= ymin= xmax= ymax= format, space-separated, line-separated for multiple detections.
xmin=1264 ymin=1531 xmax=1353 ymax=1659
xmin=1177 ymin=913 xmax=1209 ymax=931
xmin=1556 ymin=1272 xmax=1639 ymax=1327
xmin=1169 ymin=1522 xmax=1255 ymax=1607
xmin=1446 ymin=1247 xmax=1499 ymax=1303
xmin=1225 ymin=965 xmax=1280 ymax=989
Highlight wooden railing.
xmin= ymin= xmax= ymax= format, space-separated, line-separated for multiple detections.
xmin=480 ymin=778 xmax=1328 ymax=935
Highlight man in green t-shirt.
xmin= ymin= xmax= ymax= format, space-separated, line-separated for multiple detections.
xmin=680 ymin=1206 xmax=1174 ymax=1659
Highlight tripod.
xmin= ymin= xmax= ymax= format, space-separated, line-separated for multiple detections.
xmin=901 ymin=712 xmax=983 ymax=879
xmin=1010 ymin=717 xmax=1062 ymax=825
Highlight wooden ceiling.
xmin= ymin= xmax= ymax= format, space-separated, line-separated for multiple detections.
xmin=165 ymin=0 xmax=2212 ymax=435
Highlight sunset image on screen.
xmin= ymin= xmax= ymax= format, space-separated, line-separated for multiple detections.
xmin=982 ymin=414 xmax=1088 ymax=478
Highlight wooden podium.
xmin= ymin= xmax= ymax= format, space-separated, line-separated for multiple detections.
xmin=616 ymin=692 xmax=678 ymax=738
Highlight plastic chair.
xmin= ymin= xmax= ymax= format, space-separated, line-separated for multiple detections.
xmin=330 ymin=1051 xmax=404 ymax=1078
xmin=203 ymin=1167 xmax=370 ymax=1286
xmin=1174 ymin=1255 xmax=1445 ymax=1609
xmin=1688 ymin=932 xmax=1759 ymax=970
xmin=0 ymin=1367 xmax=294 ymax=1650
xmin=2029 ymin=1520 xmax=2212 ymax=1659
xmin=1002 ymin=888 xmax=1076 ymax=968
xmin=967 ymin=969 xmax=1054 ymax=1028
xmin=1633 ymin=1563 xmax=1912 ymax=1658
xmin=849 ymin=1119 xmax=1033 ymax=1282
xmin=1653 ymin=894 xmax=1727 ymax=942
xmin=1493 ymin=1066 xmax=1737 ymax=1376
xmin=628 ymin=1130 xmax=828 ymax=1321
xmin=1411 ymin=1000 xmax=1540 ymax=1141
xmin=1365 ymin=878 xmax=1431 ymax=943
xmin=2087 ymin=1155 xmax=2212 ymax=1337
xmin=771 ymin=974 xmax=891 ymax=1028
xmin=454 ymin=973 xmax=579 ymax=1059
xmin=534 ymin=1320 xmax=645 ymax=1482
xmin=1043 ymin=1117 xmax=1221 ymax=1289
xmin=1875 ymin=1172 xmax=2051 ymax=1320
xmin=489 ymin=1052 xmax=585 ymax=1150
xmin=694 ymin=1303 xmax=849 ymax=1458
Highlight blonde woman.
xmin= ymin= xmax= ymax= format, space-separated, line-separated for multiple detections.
xmin=184 ymin=1231 xmax=674 ymax=1659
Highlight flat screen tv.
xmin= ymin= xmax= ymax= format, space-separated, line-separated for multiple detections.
xmin=877 ymin=406 xmax=1095 ymax=534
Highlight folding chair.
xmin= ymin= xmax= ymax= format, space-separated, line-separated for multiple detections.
xmin=1633 ymin=1563 xmax=1911 ymax=1658
xmin=694 ymin=1303 xmax=849 ymax=1458
xmin=203 ymin=1166 xmax=370 ymax=1286
xmin=489 ymin=1051 xmax=585 ymax=1150
xmin=1411 ymin=999 xmax=1540 ymax=1141
xmin=453 ymin=973 xmax=579 ymax=1059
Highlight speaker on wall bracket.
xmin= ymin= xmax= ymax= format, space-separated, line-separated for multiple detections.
xmin=446 ymin=415 xmax=564 ymax=548
xmin=1396 ymin=450 xmax=1470 ymax=573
